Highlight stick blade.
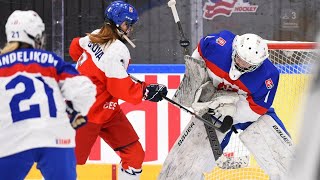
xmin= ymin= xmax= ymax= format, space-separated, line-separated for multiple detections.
xmin=219 ymin=115 xmax=233 ymax=133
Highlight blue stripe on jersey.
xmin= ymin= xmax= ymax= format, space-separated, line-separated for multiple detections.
xmin=0 ymin=49 xmax=79 ymax=76
xmin=0 ymin=49 xmax=61 ymax=68
xmin=56 ymin=61 xmax=79 ymax=76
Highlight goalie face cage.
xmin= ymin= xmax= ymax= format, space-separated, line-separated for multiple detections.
xmin=205 ymin=42 xmax=319 ymax=180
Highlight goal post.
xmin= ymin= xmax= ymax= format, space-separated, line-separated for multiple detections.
xmin=205 ymin=41 xmax=319 ymax=180
xmin=267 ymin=41 xmax=318 ymax=50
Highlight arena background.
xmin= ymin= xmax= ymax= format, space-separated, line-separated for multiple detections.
xmin=0 ymin=0 xmax=319 ymax=63
xmin=0 ymin=0 xmax=319 ymax=179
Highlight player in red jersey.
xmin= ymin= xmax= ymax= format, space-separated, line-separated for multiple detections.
xmin=69 ymin=1 xmax=167 ymax=180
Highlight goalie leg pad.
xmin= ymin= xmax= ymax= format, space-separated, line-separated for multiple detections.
xmin=158 ymin=117 xmax=226 ymax=180
xmin=239 ymin=114 xmax=294 ymax=178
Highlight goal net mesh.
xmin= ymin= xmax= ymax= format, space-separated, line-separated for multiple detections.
xmin=205 ymin=42 xmax=319 ymax=180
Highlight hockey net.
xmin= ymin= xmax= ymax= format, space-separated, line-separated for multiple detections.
xmin=205 ymin=41 xmax=319 ymax=180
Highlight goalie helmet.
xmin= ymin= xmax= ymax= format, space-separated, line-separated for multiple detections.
xmin=229 ymin=33 xmax=269 ymax=80
xmin=5 ymin=10 xmax=45 ymax=49
xmin=105 ymin=1 xmax=139 ymax=27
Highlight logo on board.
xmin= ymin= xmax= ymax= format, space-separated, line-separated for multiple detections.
xmin=203 ymin=0 xmax=259 ymax=20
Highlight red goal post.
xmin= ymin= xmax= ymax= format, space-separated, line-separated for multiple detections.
xmin=267 ymin=41 xmax=319 ymax=50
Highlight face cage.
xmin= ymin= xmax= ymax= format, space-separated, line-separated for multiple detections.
xmin=233 ymin=54 xmax=261 ymax=73
xmin=25 ymin=30 xmax=46 ymax=49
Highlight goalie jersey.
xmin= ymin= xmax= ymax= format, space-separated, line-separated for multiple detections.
xmin=0 ymin=49 xmax=96 ymax=158
xmin=195 ymin=30 xmax=280 ymax=123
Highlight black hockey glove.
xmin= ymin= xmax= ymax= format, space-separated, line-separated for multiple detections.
xmin=144 ymin=84 xmax=168 ymax=102
xmin=65 ymin=101 xmax=87 ymax=129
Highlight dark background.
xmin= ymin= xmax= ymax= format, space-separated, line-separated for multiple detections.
xmin=0 ymin=0 xmax=319 ymax=63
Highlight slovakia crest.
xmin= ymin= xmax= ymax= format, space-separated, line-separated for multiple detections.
xmin=129 ymin=7 xmax=134 ymax=13
xmin=203 ymin=0 xmax=259 ymax=20
xmin=216 ymin=37 xmax=226 ymax=46
xmin=265 ymin=78 xmax=274 ymax=89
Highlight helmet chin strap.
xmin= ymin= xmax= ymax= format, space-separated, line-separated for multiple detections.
xmin=116 ymin=28 xmax=136 ymax=48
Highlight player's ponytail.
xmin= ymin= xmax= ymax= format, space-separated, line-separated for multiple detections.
xmin=1 ymin=41 xmax=33 ymax=55
xmin=1 ymin=42 xmax=20 ymax=54
xmin=87 ymin=22 xmax=120 ymax=45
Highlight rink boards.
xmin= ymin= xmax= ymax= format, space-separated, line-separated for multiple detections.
xmin=26 ymin=64 xmax=311 ymax=180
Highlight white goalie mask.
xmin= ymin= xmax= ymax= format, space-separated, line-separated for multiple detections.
xmin=229 ymin=33 xmax=269 ymax=80
xmin=5 ymin=10 xmax=45 ymax=49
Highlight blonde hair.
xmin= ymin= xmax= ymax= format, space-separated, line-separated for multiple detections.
xmin=88 ymin=23 xmax=120 ymax=44
xmin=0 ymin=42 xmax=19 ymax=54
xmin=0 ymin=42 xmax=33 ymax=55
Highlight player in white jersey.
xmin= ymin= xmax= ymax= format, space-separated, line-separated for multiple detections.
xmin=0 ymin=10 xmax=96 ymax=180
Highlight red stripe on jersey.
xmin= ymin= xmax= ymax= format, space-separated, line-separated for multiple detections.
xmin=0 ymin=63 xmax=71 ymax=80
xmin=197 ymin=45 xmax=267 ymax=115
xmin=0 ymin=63 xmax=76 ymax=81
xmin=69 ymin=37 xmax=83 ymax=62
xmin=58 ymin=72 xmax=78 ymax=81
xmin=246 ymin=96 xmax=268 ymax=115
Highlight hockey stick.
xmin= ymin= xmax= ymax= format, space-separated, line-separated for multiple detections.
xmin=168 ymin=0 xmax=190 ymax=55
xmin=161 ymin=95 xmax=233 ymax=133
xmin=168 ymin=0 xmax=226 ymax=161
xmin=129 ymin=74 xmax=233 ymax=133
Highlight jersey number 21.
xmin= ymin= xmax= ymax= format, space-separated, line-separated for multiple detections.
xmin=5 ymin=75 xmax=57 ymax=123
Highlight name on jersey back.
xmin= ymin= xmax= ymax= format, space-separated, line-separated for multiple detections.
xmin=0 ymin=51 xmax=59 ymax=67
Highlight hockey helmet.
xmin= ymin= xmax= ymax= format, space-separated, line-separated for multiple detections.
xmin=105 ymin=1 xmax=138 ymax=27
xmin=229 ymin=33 xmax=269 ymax=80
xmin=5 ymin=10 xmax=45 ymax=49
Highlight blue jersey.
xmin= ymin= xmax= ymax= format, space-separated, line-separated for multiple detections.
xmin=195 ymin=30 xmax=279 ymax=123
xmin=0 ymin=48 xmax=96 ymax=158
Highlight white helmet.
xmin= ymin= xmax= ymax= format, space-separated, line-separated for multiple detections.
xmin=5 ymin=10 xmax=45 ymax=49
xmin=229 ymin=33 xmax=269 ymax=80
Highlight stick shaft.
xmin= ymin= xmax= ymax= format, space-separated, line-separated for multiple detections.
xmin=161 ymin=95 xmax=222 ymax=129
xmin=129 ymin=74 xmax=223 ymax=129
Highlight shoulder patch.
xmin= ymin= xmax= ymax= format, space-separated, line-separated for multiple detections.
xmin=216 ymin=37 xmax=226 ymax=46
xmin=265 ymin=78 xmax=274 ymax=89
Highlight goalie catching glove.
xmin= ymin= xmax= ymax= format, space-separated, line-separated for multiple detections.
xmin=143 ymin=84 xmax=168 ymax=102
xmin=65 ymin=101 xmax=87 ymax=129
xmin=191 ymin=81 xmax=239 ymax=120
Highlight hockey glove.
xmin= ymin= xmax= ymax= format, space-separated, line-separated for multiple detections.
xmin=192 ymin=81 xmax=239 ymax=119
xmin=144 ymin=84 xmax=168 ymax=102
xmin=65 ymin=101 xmax=87 ymax=129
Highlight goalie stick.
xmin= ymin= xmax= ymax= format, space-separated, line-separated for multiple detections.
xmin=202 ymin=113 xmax=223 ymax=160
xmin=167 ymin=0 xmax=227 ymax=161
xmin=161 ymin=95 xmax=233 ymax=133
xmin=168 ymin=0 xmax=190 ymax=55
xmin=129 ymin=74 xmax=233 ymax=133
